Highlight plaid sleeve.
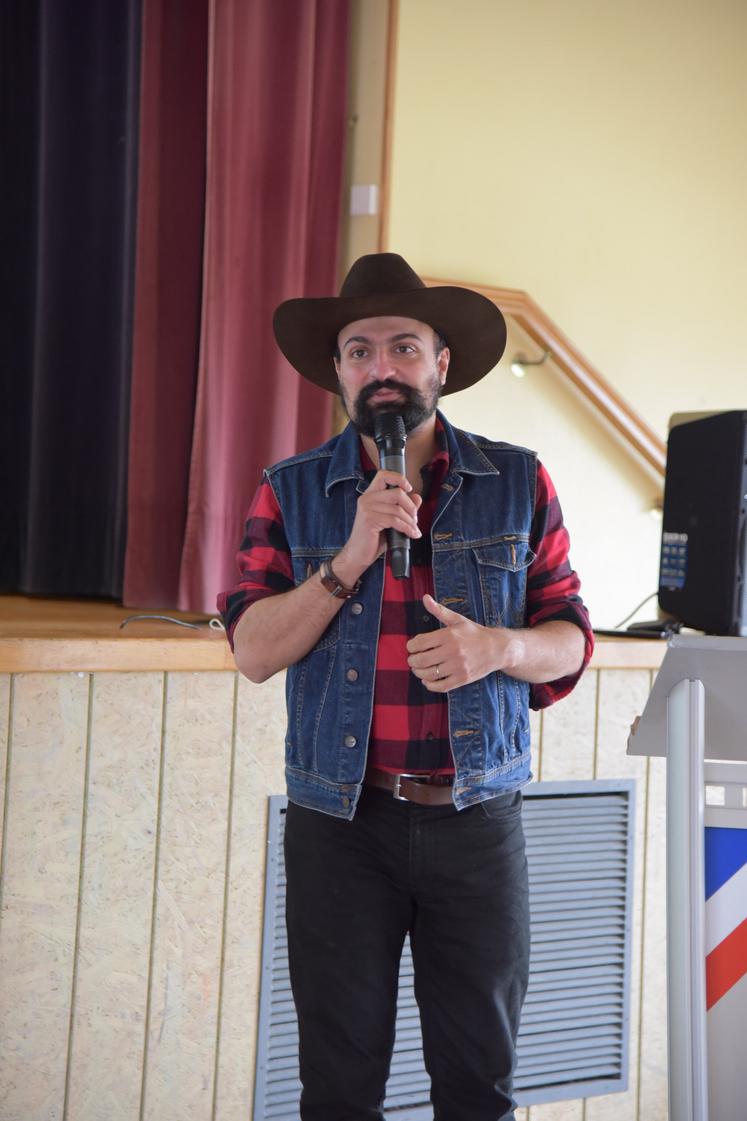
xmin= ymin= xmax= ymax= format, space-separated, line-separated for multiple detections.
xmin=527 ymin=461 xmax=594 ymax=709
xmin=216 ymin=477 xmax=294 ymax=649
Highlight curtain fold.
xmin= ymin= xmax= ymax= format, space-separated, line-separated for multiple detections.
xmin=0 ymin=0 xmax=38 ymax=591
xmin=175 ymin=0 xmax=349 ymax=612
xmin=1 ymin=0 xmax=141 ymax=597
xmin=122 ymin=0 xmax=209 ymax=607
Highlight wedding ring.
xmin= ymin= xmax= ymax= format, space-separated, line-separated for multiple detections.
xmin=435 ymin=664 xmax=441 ymax=678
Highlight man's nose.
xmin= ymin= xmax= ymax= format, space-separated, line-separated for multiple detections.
xmin=369 ymin=347 xmax=395 ymax=379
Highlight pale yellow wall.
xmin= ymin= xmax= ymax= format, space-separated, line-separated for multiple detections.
xmin=379 ymin=0 xmax=747 ymax=628
xmin=443 ymin=320 xmax=664 ymax=629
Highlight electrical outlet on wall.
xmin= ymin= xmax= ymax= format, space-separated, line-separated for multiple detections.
xmin=350 ymin=184 xmax=379 ymax=216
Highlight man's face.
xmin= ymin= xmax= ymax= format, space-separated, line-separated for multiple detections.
xmin=334 ymin=316 xmax=450 ymax=437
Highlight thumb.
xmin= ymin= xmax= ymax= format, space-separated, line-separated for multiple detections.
xmin=423 ymin=593 xmax=463 ymax=626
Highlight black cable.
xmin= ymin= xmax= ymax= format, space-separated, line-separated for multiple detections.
xmin=119 ymin=614 xmax=199 ymax=629
xmin=613 ymin=591 xmax=659 ymax=630
xmin=118 ymin=614 xmax=225 ymax=631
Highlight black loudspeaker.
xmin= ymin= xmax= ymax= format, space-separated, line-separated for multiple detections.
xmin=658 ymin=411 xmax=747 ymax=636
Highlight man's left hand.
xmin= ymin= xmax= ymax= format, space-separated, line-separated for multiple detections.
xmin=406 ymin=594 xmax=516 ymax=692
xmin=408 ymin=595 xmax=587 ymax=691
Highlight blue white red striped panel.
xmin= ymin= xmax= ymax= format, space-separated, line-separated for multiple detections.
xmin=705 ymin=827 xmax=747 ymax=1010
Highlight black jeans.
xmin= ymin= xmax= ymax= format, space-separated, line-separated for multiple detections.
xmin=284 ymin=784 xmax=530 ymax=1121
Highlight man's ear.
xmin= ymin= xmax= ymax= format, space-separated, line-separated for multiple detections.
xmin=438 ymin=346 xmax=450 ymax=385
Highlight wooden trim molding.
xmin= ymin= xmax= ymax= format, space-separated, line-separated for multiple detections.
xmin=424 ymin=277 xmax=667 ymax=478
xmin=0 ymin=595 xmax=664 ymax=673
xmin=0 ymin=637 xmax=236 ymax=674
xmin=378 ymin=0 xmax=399 ymax=252
xmin=0 ymin=596 xmax=235 ymax=672
xmin=0 ymin=635 xmax=663 ymax=674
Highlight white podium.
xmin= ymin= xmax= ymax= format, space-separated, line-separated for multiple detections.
xmin=629 ymin=635 xmax=747 ymax=1121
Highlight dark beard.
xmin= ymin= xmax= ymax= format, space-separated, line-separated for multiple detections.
xmin=342 ymin=376 xmax=441 ymax=437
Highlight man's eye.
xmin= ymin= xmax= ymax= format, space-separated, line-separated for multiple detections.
xmin=350 ymin=348 xmax=367 ymax=359
xmin=395 ymin=344 xmax=415 ymax=354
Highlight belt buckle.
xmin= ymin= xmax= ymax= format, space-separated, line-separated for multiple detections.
xmin=390 ymin=775 xmax=412 ymax=802
xmin=392 ymin=772 xmax=420 ymax=801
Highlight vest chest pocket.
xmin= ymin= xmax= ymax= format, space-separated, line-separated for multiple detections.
xmin=472 ymin=538 xmax=535 ymax=628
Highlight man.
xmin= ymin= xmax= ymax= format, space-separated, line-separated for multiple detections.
xmin=218 ymin=253 xmax=593 ymax=1121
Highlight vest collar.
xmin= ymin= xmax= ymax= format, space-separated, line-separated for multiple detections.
xmin=323 ymin=409 xmax=500 ymax=496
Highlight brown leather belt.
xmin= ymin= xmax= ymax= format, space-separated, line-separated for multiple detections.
xmin=364 ymin=768 xmax=455 ymax=806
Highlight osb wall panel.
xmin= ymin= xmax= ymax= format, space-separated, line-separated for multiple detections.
xmin=0 ymin=674 xmax=10 ymax=865
xmin=0 ymin=672 xmax=90 ymax=1121
xmin=638 ymin=753 xmax=668 ymax=1120
xmin=528 ymin=670 xmax=599 ymax=1121
xmin=586 ymin=670 xmax=653 ymax=1121
xmin=0 ymin=667 xmax=668 ymax=1121
xmin=65 ymin=673 xmax=163 ymax=1120
xmin=213 ymin=672 xmax=287 ymax=1121
xmin=142 ymin=672 xmax=237 ymax=1121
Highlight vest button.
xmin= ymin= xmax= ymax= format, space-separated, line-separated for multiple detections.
xmin=344 ymin=735 xmax=357 ymax=747
xmin=341 ymin=796 xmax=351 ymax=809
xmin=346 ymin=668 xmax=359 ymax=682
xmin=351 ymin=602 xmax=363 ymax=615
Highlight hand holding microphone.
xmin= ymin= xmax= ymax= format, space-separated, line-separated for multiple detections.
xmin=331 ymin=413 xmax=420 ymax=586
xmin=374 ymin=413 xmax=411 ymax=579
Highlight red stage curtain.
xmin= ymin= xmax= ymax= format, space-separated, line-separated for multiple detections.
xmin=123 ymin=0 xmax=209 ymax=608
xmin=124 ymin=0 xmax=348 ymax=613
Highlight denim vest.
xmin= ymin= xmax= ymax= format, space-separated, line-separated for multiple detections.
xmin=266 ymin=411 xmax=537 ymax=819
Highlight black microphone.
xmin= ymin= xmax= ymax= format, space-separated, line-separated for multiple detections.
xmin=373 ymin=412 xmax=411 ymax=580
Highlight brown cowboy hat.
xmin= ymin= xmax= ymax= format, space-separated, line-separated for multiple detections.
xmin=272 ymin=253 xmax=507 ymax=395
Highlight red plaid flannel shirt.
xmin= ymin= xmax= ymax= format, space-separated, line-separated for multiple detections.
xmin=218 ymin=424 xmax=593 ymax=775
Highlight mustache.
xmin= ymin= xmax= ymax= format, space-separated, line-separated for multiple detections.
xmin=357 ymin=380 xmax=416 ymax=406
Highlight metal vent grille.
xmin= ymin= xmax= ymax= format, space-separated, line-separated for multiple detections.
xmin=255 ymin=781 xmax=634 ymax=1118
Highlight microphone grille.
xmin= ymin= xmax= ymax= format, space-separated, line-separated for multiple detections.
xmin=373 ymin=412 xmax=406 ymax=443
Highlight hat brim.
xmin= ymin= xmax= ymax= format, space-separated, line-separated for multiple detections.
xmin=272 ymin=286 xmax=506 ymax=395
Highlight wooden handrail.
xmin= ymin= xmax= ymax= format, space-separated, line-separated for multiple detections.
xmin=424 ymin=277 xmax=667 ymax=478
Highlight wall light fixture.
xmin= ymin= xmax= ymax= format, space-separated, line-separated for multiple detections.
xmin=510 ymin=349 xmax=551 ymax=379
